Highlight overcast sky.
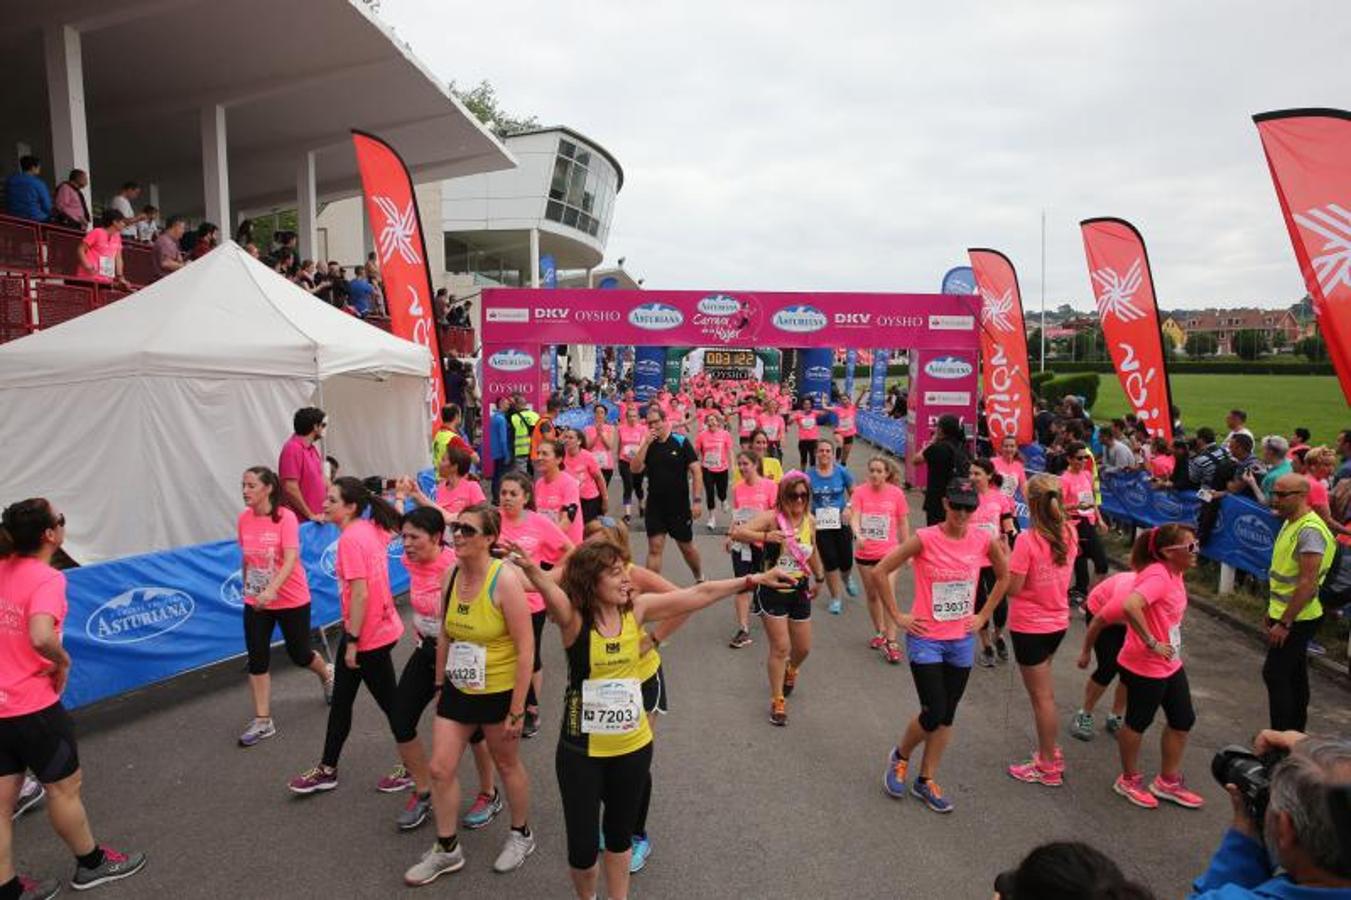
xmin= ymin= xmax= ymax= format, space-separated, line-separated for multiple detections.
xmin=380 ymin=0 xmax=1347 ymax=311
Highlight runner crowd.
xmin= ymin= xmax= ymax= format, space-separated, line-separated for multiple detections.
xmin=2 ymin=371 xmax=1349 ymax=899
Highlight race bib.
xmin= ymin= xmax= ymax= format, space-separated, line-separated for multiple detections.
xmin=622 ymin=443 xmax=639 ymax=459
xmin=931 ymin=580 xmax=975 ymax=621
xmin=244 ymin=564 xmax=274 ymax=597
xmin=595 ymin=450 xmax=612 ymax=468
xmin=446 ymin=641 xmax=487 ymax=691
xmin=816 ymin=506 xmax=841 ymax=530
xmin=1077 ymin=490 xmax=1094 ymax=508
xmin=413 ymin=613 xmax=442 ymax=638
xmin=764 ymin=424 xmax=780 ymax=439
xmin=860 ymin=513 xmax=889 ymax=542
xmin=703 ymin=450 xmax=723 ymax=470
xmin=1000 ymin=480 xmax=1017 ymax=498
xmin=1168 ymin=623 xmax=1183 ymax=655
xmin=777 ymin=552 xmax=803 ymax=577
xmin=98 ymin=256 xmax=115 ymax=278
xmin=581 ymin=678 xmax=643 ymax=734
xmin=838 ymin=417 xmax=854 ymax=431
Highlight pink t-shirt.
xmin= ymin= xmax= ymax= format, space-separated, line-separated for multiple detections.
xmin=796 ymin=411 xmax=821 ymax=441
xmin=758 ymin=414 xmax=786 ymax=443
xmin=403 ymin=546 xmax=456 ymax=639
xmin=1116 ymin=562 xmax=1187 ymax=678
xmin=1307 ymin=475 xmax=1329 ymax=509
xmin=1086 ymin=570 xmax=1136 ymax=620
xmin=563 ymin=450 xmax=603 ymax=501
xmin=584 ymin=424 xmax=616 ymax=470
xmin=1150 ymin=454 xmax=1176 ymax=478
xmin=1007 ymin=527 xmax=1078 ymax=634
xmin=436 ymin=478 xmax=487 ymax=518
xmin=911 ymin=524 xmax=992 ymax=640
xmin=335 ymin=519 xmax=404 ymax=651
xmin=536 ymin=472 xmax=584 ymax=543
xmin=853 ymin=482 xmax=909 ymax=560
xmin=970 ymin=488 xmax=1014 ymax=543
xmin=618 ymin=424 xmax=646 ymax=463
xmin=236 ymin=507 xmax=310 ymax=609
xmin=0 ymin=557 xmax=67 ymax=717
xmin=79 ymin=228 xmax=122 ymax=281
xmin=833 ymin=405 xmax=858 ymax=437
xmin=695 ymin=430 xmax=734 ymax=473
xmin=499 ymin=510 xmax=571 ymax=613
xmin=278 ymin=434 xmax=325 ymax=518
xmin=992 ymin=456 xmax=1026 ymax=499
xmin=1060 ymin=469 xmax=1098 ymax=524
xmin=731 ymin=477 xmax=779 ymax=546
xmin=738 ymin=406 xmax=760 ymax=437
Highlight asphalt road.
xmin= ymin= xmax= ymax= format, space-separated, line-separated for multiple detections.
xmin=13 ymin=444 xmax=1350 ymax=899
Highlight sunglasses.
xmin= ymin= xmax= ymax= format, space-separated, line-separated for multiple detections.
xmin=787 ymin=492 xmax=810 ymax=501
xmin=449 ymin=522 xmax=481 ymax=537
xmin=1270 ymin=489 xmax=1307 ymax=498
xmin=949 ymin=503 xmax=977 ymax=513
xmin=1072 ymin=455 xmax=1090 ymax=461
xmin=1161 ymin=541 xmax=1200 ymax=554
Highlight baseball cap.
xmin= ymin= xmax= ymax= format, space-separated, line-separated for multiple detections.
xmin=946 ymin=477 xmax=979 ymax=510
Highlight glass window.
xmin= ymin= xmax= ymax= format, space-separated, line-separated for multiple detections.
xmin=550 ymin=157 xmax=570 ymax=200
xmin=576 ymin=149 xmax=591 ymax=167
xmin=559 ymin=139 xmax=576 ymax=159
xmin=545 ymin=200 xmax=564 ymax=222
xmin=563 ymin=206 xmax=579 ymax=227
xmin=565 ymin=163 xmax=587 ymax=207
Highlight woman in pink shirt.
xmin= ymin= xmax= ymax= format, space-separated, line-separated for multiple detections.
xmin=535 ymin=438 xmax=584 ymax=545
xmin=561 ymin=429 xmax=607 ymax=524
xmin=737 ymin=400 xmax=761 ymax=448
xmin=873 ymin=477 xmax=1009 ymax=814
xmin=583 ymin=404 xmax=618 ymax=490
xmin=758 ymin=399 xmax=786 ymax=461
xmin=991 ymin=436 xmax=1027 ymax=502
xmin=849 ymin=456 xmax=910 ymax=664
xmin=1111 ymin=523 xmax=1205 ymax=811
xmin=1071 ymin=571 xmax=1135 ymax=742
xmin=831 ymin=396 xmax=858 ymax=464
xmin=1147 ymin=437 xmax=1175 ymax=480
xmin=0 ymin=499 xmax=148 ymax=893
xmin=236 ymin=467 xmax=330 ymax=749
xmin=969 ymin=459 xmax=1017 ymax=668
xmin=289 ymin=478 xmax=405 ymax=795
xmin=1061 ymin=441 xmax=1108 ymax=604
xmin=725 ymin=450 xmax=780 ymax=649
xmin=1004 ymin=474 xmax=1079 ymax=787
xmin=406 ymin=446 xmax=486 ymax=520
xmin=1302 ymin=447 xmax=1351 ymax=542
xmin=77 ymin=208 xmax=130 ymax=288
xmin=498 ymin=472 xmax=574 ymax=738
xmin=617 ymin=406 xmax=647 ymax=523
xmin=695 ymin=412 xmax=734 ymax=530
xmin=793 ymin=399 xmax=822 ymax=469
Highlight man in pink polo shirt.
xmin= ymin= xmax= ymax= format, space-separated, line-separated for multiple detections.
xmin=278 ymin=407 xmax=328 ymax=522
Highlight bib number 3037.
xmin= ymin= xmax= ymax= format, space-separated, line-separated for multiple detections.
xmin=931 ymin=581 xmax=975 ymax=622
xmin=581 ymin=678 xmax=643 ymax=734
xmin=446 ymin=642 xmax=487 ymax=691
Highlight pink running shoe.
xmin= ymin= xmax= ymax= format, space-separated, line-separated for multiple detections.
xmin=868 ymin=634 xmax=887 ymax=651
xmin=1150 ymin=774 xmax=1205 ymax=809
xmin=1008 ymin=755 xmax=1063 ymax=787
xmin=1113 ymin=773 xmax=1158 ymax=809
xmin=377 ymin=764 xmax=415 ymax=793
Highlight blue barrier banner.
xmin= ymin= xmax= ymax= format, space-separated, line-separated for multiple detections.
xmin=843 ymin=348 xmax=857 ymax=398
xmin=556 ymin=400 xmax=619 ymax=432
xmin=633 ymin=347 xmax=665 ymax=401
xmin=1098 ymin=472 xmax=1200 ymax=528
xmin=1021 ymin=443 xmax=1047 ymax=474
xmin=868 ymin=350 xmax=889 ymax=411
xmin=62 ymin=521 xmax=411 ymax=710
xmin=1205 ymin=494 xmax=1280 ymax=580
xmin=857 ymin=410 xmax=907 ymax=459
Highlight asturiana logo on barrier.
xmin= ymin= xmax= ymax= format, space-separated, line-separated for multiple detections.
xmin=1232 ymin=513 xmax=1274 ymax=551
xmin=805 ymin=366 xmax=832 ymax=382
xmin=86 ymin=587 xmax=195 ymax=644
xmin=220 ymin=571 xmax=245 ymax=608
xmin=1120 ymin=477 xmax=1152 ymax=511
xmin=488 ymin=349 xmax=534 ymax=372
xmin=635 ymin=358 xmax=663 ymax=377
xmin=697 ymin=295 xmax=741 ymax=317
xmin=320 ymin=540 xmax=340 ymax=579
xmin=923 ymin=356 xmax=973 ymax=380
xmin=628 ymin=303 xmax=684 ymax=331
xmin=771 ymin=305 xmax=827 ymax=333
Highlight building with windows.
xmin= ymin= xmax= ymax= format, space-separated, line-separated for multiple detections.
xmin=1176 ymin=307 xmax=1303 ymax=354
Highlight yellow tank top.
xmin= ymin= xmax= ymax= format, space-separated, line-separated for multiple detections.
xmin=443 ymin=559 xmax=517 ymax=695
xmin=630 ymin=563 xmax=662 ymax=681
xmin=764 ymin=514 xmax=813 ymax=589
xmin=562 ymin=610 xmax=654 ymax=757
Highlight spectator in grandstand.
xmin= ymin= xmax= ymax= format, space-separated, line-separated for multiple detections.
xmin=134 ymin=204 xmax=159 ymax=242
xmin=244 ymin=243 xmax=261 ymax=259
xmin=108 ymin=181 xmax=143 ymax=238
xmin=272 ymin=251 xmax=295 ymax=277
xmin=189 ymin=221 xmax=219 ymax=260
xmin=154 ymin=216 xmax=187 ymax=277
xmin=4 ymin=155 xmax=51 ymax=222
xmin=346 ymin=265 xmax=375 ymax=317
xmin=51 ymin=169 xmax=90 ymax=230
xmin=1224 ymin=409 xmax=1254 ymax=445
xmin=325 ymin=262 xmax=349 ymax=308
xmin=78 ymin=209 xmax=130 ymax=287
xmin=432 ymin=287 xmax=449 ymax=327
xmin=294 ymin=259 xmax=318 ymax=292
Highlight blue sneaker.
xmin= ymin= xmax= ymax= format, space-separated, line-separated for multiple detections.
xmin=883 ymin=747 xmax=908 ymax=798
xmin=828 ymin=598 xmax=843 ymax=615
xmin=911 ymin=778 xmax=953 ymax=813
xmin=845 ymin=574 xmax=859 ymax=597
xmin=630 ymin=834 xmax=652 ymax=872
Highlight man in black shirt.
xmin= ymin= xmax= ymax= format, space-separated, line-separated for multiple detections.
xmin=913 ymin=414 xmax=970 ymax=525
xmin=1034 ymin=398 xmax=1057 ymax=446
xmin=631 ymin=406 xmax=704 ymax=580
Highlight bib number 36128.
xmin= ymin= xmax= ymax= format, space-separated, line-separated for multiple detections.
xmin=446 ymin=642 xmax=487 ymax=691
xmin=581 ymin=678 xmax=643 ymax=734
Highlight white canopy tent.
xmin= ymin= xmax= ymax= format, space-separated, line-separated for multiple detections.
xmin=0 ymin=242 xmax=432 ymax=562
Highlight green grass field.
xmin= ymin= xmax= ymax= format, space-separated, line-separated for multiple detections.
xmin=1090 ymin=374 xmax=1348 ymax=445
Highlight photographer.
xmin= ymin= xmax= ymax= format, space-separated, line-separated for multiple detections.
xmin=1193 ymin=730 xmax=1351 ymax=897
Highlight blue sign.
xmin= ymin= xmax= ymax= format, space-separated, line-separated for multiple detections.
xmin=843 ymin=348 xmax=857 ymax=399
xmin=594 ymin=346 xmax=604 ymax=382
xmin=798 ymin=347 xmax=834 ymax=405
xmin=941 ymin=266 xmax=977 ymax=295
xmin=632 ymin=346 xmax=665 ymax=401
xmin=540 ymin=253 xmax=557 ymax=289
xmin=856 ymin=410 xmax=907 ymax=459
xmin=868 ymin=350 xmax=890 ymax=411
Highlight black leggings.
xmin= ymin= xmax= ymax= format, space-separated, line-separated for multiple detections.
xmin=556 ymin=743 xmax=654 ymax=869
xmin=243 ymin=604 xmax=317 ymax=675
xmin=392 ymin=636 xmax=438 ymax=744
xmin=974 ymin=567 xmax=1006 ymax=630
xmin=909 ymin=662 xmax=972 ymax=732
xmin=1072 ymin=519 xmax=1108 ymax=596
xmin=1084 ymin=612 xmax=1126 ymax=687
xmin=1262 ymin=617 xmax=1321 ymax=731
xmin=322 ymin=637 xmax=400 ymax=767
xmin=619 ymin=461 xmax=645 ymax=505
xmin=1121 ymin=667 xmax=1195 ymax=734
xmin=797 ymin=440 xmax=815 ymax=469
xmin=702 ymin=469 xmax=729 ymax=511
xmin=600 ymin=468 xmax=614 ymax=488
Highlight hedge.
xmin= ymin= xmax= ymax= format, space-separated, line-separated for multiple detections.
xmin=1030 ymin=370 xmax=1056 ymax=389
xmin=1044 ymin=360 xmax=1334 ymax=376
xmin=1040 ymin=372 xmax=1100 ymax=408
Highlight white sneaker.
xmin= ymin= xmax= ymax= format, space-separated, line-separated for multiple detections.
xmin=707 ymin=514 xmax=716 ymax=529
xmin=404 ymin=842 xmax=465 ymax=886
xmin=492 ymin=829 xmax=536 ymax=873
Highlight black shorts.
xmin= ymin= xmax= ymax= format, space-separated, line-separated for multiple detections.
xmin=581 ymin=495 xmax=604 ymax=523
xmin=437 ymin=683 xmax=513 ymax=725
xmin=855 ymin=556 xmax=881 ymax=567
xmin=731 ymin=546 xmax=764 ymax=578
xmin=531 ymin=609 xmax=547 ymax=673
xmin=1084 ymin=611 xmax=1127 ymax=687
xmin=1120 ymin=666 xmax=1195 ymax=734
xmin=757 ymin=586 xmax=812 ymax=621
xmin=243 ymin=603 xmax=315 ymax=675
xmin=0 ymin=702 xmax=79 ymax=783
xmin=645 ymin=502 xmax=693 ymax=543
xmin=1011 ymin=629 xmax=1066 ymax=667
xmin=815 ymin=524 xmax=853 ymax=573
xmin=641 ymin=665 xmax=668 ymax=715
xmin=840 ymin=435 xmax=854 ymax=446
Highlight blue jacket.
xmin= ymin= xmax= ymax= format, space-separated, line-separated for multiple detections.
xmin=5 ymin=172 xmax=52 ymax=222
xmin=1191 ymin=829 xmax=1351 ymax=899
xmin=490 ymin=411 xmax=510 ymax=462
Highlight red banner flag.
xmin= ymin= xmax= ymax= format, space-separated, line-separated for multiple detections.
xmin=1254 ymin=109 xmax=1351 ymax=404
xmin=351 ymin=130 xmax=445 ymax=429
xmin=967 ymin=249 xmax=1034 ymax=444
xmin=1078 ymin=219 xmax=1175 ymax=442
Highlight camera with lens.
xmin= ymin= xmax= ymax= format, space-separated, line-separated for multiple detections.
xmin=1212 ymin=745 xmax=1286 ymax=824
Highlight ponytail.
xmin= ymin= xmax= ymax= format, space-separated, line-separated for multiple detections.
xmin=1129 ymin=522 xmax=1194 ymax=571
xmin=1025 ymin=474 xmax=1070 ymax=566
xmin=0 ymin=499 xmax=59 ymax=558
xmin=331 ymin=476 xmax=402 ymax=533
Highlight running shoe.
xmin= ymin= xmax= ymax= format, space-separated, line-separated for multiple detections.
xmin=462 ymin=789 xmax=503 ymax=829
xmin=70 ymin=845 xmax=147 ymax=891
xmin=377 ymin=764 xmax=414 ymax=793
xmin=844 ymin=573 xmax=859 ymax=597
xmin=707 ymin=514 xmax=716 ymax=529
xmin=238 ymin=717 xmax=276 ymax=748
xmin=404 ymin=842 xmax=465 ymax=886
xmin=288 ymin=766 xmax=338 ymax=795
xmin=1307 ymin=640 xmax=1327 ymax=657
xmin=492 ymin=829 xmax=536 ymax=873
xmin=1113 ymin=773 xmax=1158 ymax=809
xmin=323 ymin=664 xmax=335 ymax=705
xmin=728 ymin=628 xmax=752 ymax=649
xmin=13 ymin=775 xmax=44 ymax=820
xmin=1068 ymin=590 xmax=1086 ymax=609
xmin=994 ymin=636 xmax=1008 ymax=662
xmin=1105 ymin=714 xmax=1125 ymax=734
xmin=868 ymin=633 xmax=887 ymax=651
xmin=397 ymin=792 xmax=432 ymax=831
xmin=978 ymin=647 xmax=995 ymax=668
xmin=1008 ymin=755 xmax=1063 ymax=787
xmin=910 ymin=779 xmax=953 ymax=813
xmin=522 ymin=710 xmax=540 ymax=739
xmin=1070 ymin=710 xmax=1095 ymax=742
xmin=1150 ymin=774 xmax=1205 ymax=809
xmin=783 ymin=665 xmax=798 ymax=697
xmin=883 ymin=747 xmax=908 ymax=798
xmin=769 ymin=697 xmax=787 ymax=726
xmin=630 ymin=834 xmax=652 ymax=872
xmin=883 ymin=641 xmax=902 ymax=665
xmin=17 ymin=874 xmax=60 ymax=900
xmin=1051 ymin=746 xmax=1065 ymax=773
xmin=827 ymin=598 xmax=843 ymax=615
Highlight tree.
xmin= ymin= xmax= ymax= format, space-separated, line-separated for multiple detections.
xmin=1073 ymin=326 xmax=1106 ymax=362
xmin=1232 ymin=329 xmax=1270 ymax=360
xmin=1271 ymin=330 xmax=1288 ymax=351
xmin=1027 ymin=328 xmax=1043 ymax=366
xmin=1295 ymin=333 xmax=1326 ymax=361
xmin=450 ymin=80 xmax=539 ymax=138
xmin=1185 ymin=332 xmax=1218 ymax=358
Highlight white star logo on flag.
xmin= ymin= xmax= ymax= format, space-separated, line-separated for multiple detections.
xmin=1293 ymin=203 xmax=1351 ymax=298
xmin=1091 ymin=258 xmax=1146 ymax=323
xmin=980 ymin=287 xmax=1015 ymax=333
xmin=374 ymin=196 xmax=421 ymax=266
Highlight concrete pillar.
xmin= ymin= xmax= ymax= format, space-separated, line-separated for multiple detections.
xmin=147 ymin=182 xmax=160 ymax=210
xmin=529 ymin=227 xmax=540 ymax=288
xmin=43 ymin=25 xmax=91 ymax=203
xmin=200 ymin=104 xmax=230 ymax=229
xmin=296 ymin=150 xmax=317 ymax=261
xmin=586 ymin=268 xmax=594 ymax=288
xmin=361 ymin=202 xmax=374 ymax=261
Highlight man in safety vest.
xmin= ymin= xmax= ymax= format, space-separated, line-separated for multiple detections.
xmin=528 ymin=394 xmax=561 ymax=471
xmin=506 ymin=393 xmax=539 ymax=474
xmin=1263 ymin=473 xmax=1335 ymax=732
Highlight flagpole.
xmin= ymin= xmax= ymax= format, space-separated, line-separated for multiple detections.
xmin=1039 ymin=209 xmax=1047 ymax=372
